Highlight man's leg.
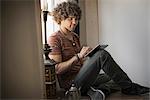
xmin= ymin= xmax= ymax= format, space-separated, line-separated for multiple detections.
xmin=74 ymin=49 xmax=149 ymax=95
xmin=99 ymin=50 xmax=150 ymax=95
xmin=91 ymin=74 xmax=121 ymax=96
xmin=99 ymin=50 xmax=132 ymax=89
xmin=74 ymin=49 xmax=132 ymax=89
xmin=74 ymin=51 xmax=102 ymax=89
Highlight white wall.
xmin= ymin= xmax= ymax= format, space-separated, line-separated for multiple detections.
xmin=148 ymin=0 xmax=150 ymax=86
xmin=85 ymin=0 xmax=99 ymax=48
xmin=1 ymin=0 xmax=45 ymax=98
xmin=98 ymin=0 xmax=150 ymax=86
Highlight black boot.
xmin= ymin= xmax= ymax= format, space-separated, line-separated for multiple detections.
xmin=121 ymin=83 xmax=150 ymax=95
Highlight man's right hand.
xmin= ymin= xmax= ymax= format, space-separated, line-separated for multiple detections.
xmin=78 ymin=46 xmax=92 ymax=59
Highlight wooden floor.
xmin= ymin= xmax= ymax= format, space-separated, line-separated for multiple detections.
xmin=106 ymin=91 xmax=149 ymax=100
xmin=57 ymin=90 xmax=150 ymax=100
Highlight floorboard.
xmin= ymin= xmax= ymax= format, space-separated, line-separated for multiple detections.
xmin=106 ymin=91 xmax=149 ymax=100
xmin=57 ymin=90 xmax=150 ymax=100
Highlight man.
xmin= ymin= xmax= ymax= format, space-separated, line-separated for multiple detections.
xmin=48 ymin=1 xmax=149 ymax=99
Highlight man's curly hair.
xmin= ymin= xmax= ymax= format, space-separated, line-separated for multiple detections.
xmin=52 ymin=1 xmax=82 ymax=25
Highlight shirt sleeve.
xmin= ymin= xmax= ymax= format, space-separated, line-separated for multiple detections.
xmin=48 ymin=35 xmax=61 ymax=55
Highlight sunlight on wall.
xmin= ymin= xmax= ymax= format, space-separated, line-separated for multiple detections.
xmin=98 ymin=0 xmax=150 ymax=87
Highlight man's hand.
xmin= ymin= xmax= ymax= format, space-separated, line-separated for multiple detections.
xmin=78 ymin=46 xmax=92 ymax=59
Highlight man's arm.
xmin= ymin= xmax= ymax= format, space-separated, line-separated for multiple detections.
xmin=49 ymin=54 xmax=79 ymax=74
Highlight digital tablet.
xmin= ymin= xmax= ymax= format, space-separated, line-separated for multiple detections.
xmin=85 ymin=44 xmax=108 ymax=57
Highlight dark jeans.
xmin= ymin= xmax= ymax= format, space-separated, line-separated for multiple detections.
xmin=74 ymin=49 xmax=132 ymax=95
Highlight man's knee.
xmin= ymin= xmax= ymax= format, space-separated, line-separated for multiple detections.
xmin=99 ymin=49 xmax=110 ymax=61
xmin=99 ymin=49 xmax=109 ymax=57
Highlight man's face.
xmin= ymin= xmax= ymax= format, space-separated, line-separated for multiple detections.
xmin=61 ymin=16 xmax=79 ymax=32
